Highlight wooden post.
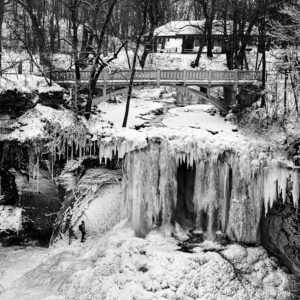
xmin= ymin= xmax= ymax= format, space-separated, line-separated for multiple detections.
xmin=103 ymin=69 xmax=108 ymax=97
xmin=157 ymin=69 xmax=160 ymax=87
xmin=234 ymin=70 xmax=239 ymax=94
xmin=183 ymin=70 xmax=187 ymax=86
xmin=208 ymin=70 xmax=212 ymax=86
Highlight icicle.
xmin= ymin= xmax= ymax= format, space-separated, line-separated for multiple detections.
xmin=221 ymin=162 xmax=231 ymax=232
xmin=71 ymin=139 xmax=74 ymax=160
xmin=292 ymin=170 xmax=299 ymax=208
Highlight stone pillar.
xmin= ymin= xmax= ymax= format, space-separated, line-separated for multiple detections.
xmin=176 ymin=91 xmax=184 ymax=106
xmin=223 ymin=86 xmax=236 ymax=107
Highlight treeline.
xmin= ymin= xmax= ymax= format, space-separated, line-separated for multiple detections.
xmin=0 ymin=0 xmax=298 ymax=69
xmin=0 ymin=0 xmax=299 ymax=119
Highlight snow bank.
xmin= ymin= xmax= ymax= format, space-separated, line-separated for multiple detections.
xmin=0 ymin=206 xmax=22 ymax=233
xmin=0 ymin=104 xmax=78 ymax=142
xmin=95 ymin=94 xmax=165 ymax=129
xmin=0 ymin=74 xmax=63 ymax=94
xmin=0 ymin=226 xmax=292 ymax=299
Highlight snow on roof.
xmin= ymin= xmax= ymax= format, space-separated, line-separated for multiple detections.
xmin=0 ymin=74 xmax=64 ymax=94
xmin=154 ymin=21 xmax=205 ymax=37
xmin=154 ymin=20 xmax=259 ymax=37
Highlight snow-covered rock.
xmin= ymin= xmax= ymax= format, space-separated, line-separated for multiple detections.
xmin=0 ymin=206 xmax=22 ymax=234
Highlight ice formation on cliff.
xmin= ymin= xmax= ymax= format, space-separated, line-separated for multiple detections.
xmin=120 ymin=137 xmax=300 ymax=244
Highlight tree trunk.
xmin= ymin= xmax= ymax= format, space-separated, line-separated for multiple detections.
xmin=290 ymin=73 xmax=299 ymax=115
xmin=284 ymin=69 xmax=287 ymax=115
xmin=71 ymin=1 xmax=80 ymax=113
xmin=122 ymin=6 xmax=148 ymax=127
xmin=193 ymin=40 xmax=205 ymax=68
xmin=206 ymin=22 xmax=213 ymax=58
xmin=140 ymin=30 xmax=155 ymax=69
xmin=0 ymin=0 xmax=4 ymax=74
xmin=234 ymin=10 xmax=259 ymax=68
xmin=260 ymin=11 xmax=266 ymax=108
xmin=16 ymin=0 xmax=51 ymax=68
xmin=122 ymin=41 xmax=141 ymax=127
xmin=84 ymin=0 xmax=118 ymax=119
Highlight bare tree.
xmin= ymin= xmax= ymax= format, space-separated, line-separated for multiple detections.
xmin=196 ymin=0 xmax=217 ymax=58
xmin=13 ymin=0 xmax=52 ymax=67
xmin=84 ymin=0 xmax=122 ymax=119
xmin=122 ymin=0 xmax=149 ymax=127
xmin=139 ymin=0 xmax=179 ymax=69
xmin=0 ymin=0 xmax=6 ymax=74
xmin=271 ymin=3 xmax=300 ymax=115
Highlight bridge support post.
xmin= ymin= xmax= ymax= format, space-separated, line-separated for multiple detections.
xmin=157 ymin=69 xmax=160 ymax=87
xmin=224 ymin=86 xmax=236 ymax=107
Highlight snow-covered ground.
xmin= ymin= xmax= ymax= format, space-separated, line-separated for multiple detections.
xmin=0 ymin=223 xmax=292 ymax=300
xmin=94 ymin=88 xmax=168 ymax=129
xmin=0 ymin=104 xmax=77 ymax=142
xmin=0 ymin=74 xmax=63 ymax=94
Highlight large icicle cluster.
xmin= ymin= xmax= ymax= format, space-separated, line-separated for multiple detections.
xmin=121 ymin=138 xmax=300 ymax=244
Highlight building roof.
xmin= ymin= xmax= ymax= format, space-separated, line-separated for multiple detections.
xmin=154 ymin=20 xmax=259 ymax=37
xmin=154 ymin=21 xmax=205 ymax=37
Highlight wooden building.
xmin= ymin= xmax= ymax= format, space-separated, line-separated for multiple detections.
xmin=154 ymin=20 xmax=260 ymax=54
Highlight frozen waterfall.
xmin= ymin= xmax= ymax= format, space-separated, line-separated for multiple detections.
xmin=120 ymin=139 xmax=300 ymax=244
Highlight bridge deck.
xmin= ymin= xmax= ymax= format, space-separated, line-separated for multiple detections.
xmin=51 ymin=69 xmax=262 ymax=87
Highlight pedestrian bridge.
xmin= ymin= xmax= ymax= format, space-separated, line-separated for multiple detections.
xmin=52 ymin=69 xmax=262 ymax=86
xmin=51 ymin=69 xmax=262 ymax=112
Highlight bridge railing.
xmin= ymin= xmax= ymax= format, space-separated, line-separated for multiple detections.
xmin=211 ymin=71 xmax=237 ymax=81
xmin=238 ymin=71 xmax=262 ymax=81
xmin=51 ymin=69 xmax=262 ymax=83
xmin=161 ymin=70 xmax=184 ymax=80
xmin=185 ymin=70 xmax=206 ymax=80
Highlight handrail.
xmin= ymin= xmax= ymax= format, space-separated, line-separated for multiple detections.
xmin=50 ymin=69 xmax=262 ymax=83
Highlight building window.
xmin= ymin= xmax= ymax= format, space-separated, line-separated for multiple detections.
xmin=194 ymin=37 xmax=200 ymax=47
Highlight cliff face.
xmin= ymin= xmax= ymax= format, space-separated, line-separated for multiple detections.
xmin=262 ymin=202 xmax=300 ymax=276
xmin=0 ymin=142 xmax=61 ymax=246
